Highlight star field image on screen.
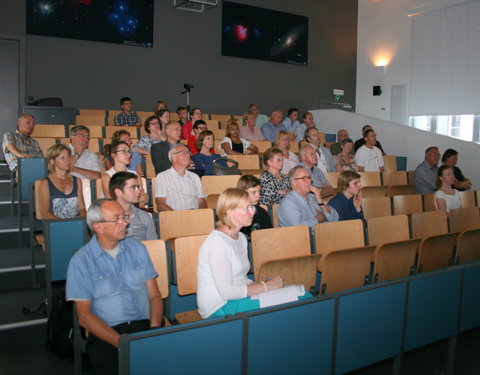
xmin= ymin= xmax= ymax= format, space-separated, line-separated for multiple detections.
xmin=221 ymin=1 xmax=308 ymax=66
xmin=27 ymin=0 xmax=154 ymax=47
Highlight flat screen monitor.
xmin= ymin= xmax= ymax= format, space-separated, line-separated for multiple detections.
xmin=221 ymin=1 xmax=308 ymax=66
xmin=26 ymin=0 xmax=154 ymax=48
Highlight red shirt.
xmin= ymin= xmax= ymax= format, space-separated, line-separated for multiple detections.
xmin=188 ymin=135 xmax=214 ymax=155
xmin=181 ymin=121 xmax=193 ymax=140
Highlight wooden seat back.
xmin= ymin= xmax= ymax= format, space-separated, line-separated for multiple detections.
xmin=32 ymin=124 xmax=66 ymax=138
xmin=210 ymin=127 xmax=225 ymax=141
xmin=206 ymin=194 xmax=219 ymax=209
xmin=373 ymin=239 xmax=421 ymax=282
xmin=411 ymin=210 xmax=448 ymax=239
xmin=382 ymin=155 xmax=398 ymax=173
xmin=36 ymin=138 xmax=57 ymax=153
xmin=251 ymin=225 xmax=311 ymax=280
xmin=174 ymin=235 xmax=209 ymax=295
xmin=324 ymin=172 xmax=340 ymax=189
xmin=107 ymin=110 xmax=121 ymax=125
xmin=142 ymin=240 xmax=169 ymax=298
xmin=159 ymin=208 xmax=214 ymax=241
xmin=75 ymin=115 xmax=105 ymax=127
xmin=205 ymin=120 xmax=221 ymax=130
xmin=228 ymin=154 xmax=260 ymax=170
xmin=362 ymin=196 xmax=392 ymax=220
xmin=417 ymin=233 xmax=458 ymax=273
xmin=456 ymin=229 xmax=480 ymax=264
xmin=449 ymin=207 xmax=480 ymax=232
xmin=201 ymin=175 xmax=241 ymax=196
xmin=423 ymin=193 xmax=436 ymax=211
xmin=407 ymin=170 xmax=415 ymax=184
xmin=382 ymin=171 xmax=407 ymax=186
xmin=358 ymin=172 xmax=381 ymax=187
xmin=250 ymin=140 xmax=272 ymax=154
xmin=320 ymin=246 xmax=376 ymax=295
xmin=79 ymin=109 xmax=106 ymax=117
xmin=386 ymin=185 xmax=416 ymax=197
xmin=258 ymin=254 xmax=322 ymax=292
xmin=392 ymin=194 xmax=423 ymax=215
xmin=459 ymin=191 xmax=476 ymax=207
xmin=361 ymin=186 xmax=388 ymax=198
xmin=367 ymin=215 xmax=410 ymax=246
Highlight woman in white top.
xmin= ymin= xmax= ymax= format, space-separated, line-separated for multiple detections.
xmin=220 ymin=120 xmax=259 ymax=157
xmin=197 ymin=188 xmax=284 ymax=319
xmin=434 ymin=165 xmax=462 ymax=213
xmin=101 ymin=141 xmax=138 ymax=198
xmin=274 ymin=130 xmax=299 ymax=175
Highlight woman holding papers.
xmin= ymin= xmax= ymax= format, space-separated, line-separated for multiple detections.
xmin=196 ymin=188 xmax=286 ymax=319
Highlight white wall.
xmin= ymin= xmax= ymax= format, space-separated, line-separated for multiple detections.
xmin=355 ymin=0 xmax=475 ymax=122
xmin=311 ymin=109 xmax=480 ymax=190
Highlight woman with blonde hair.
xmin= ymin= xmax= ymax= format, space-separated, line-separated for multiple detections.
xmin=220 ymin=119 xmax=258 ymax=156
xmin=259 ymin=147 xmax=289 ymax=205
xmin=37 ymin=144 xmax=86 ymax=219
xmin=435 ymin=165 xmax=461 ymax=213
xmin=239 ymin=111 xmax=265 ymax=141
xmin=274 ymin=130 xmax=299 ymax=175
xmin=197 ymin=188 xmax=284 ymax=319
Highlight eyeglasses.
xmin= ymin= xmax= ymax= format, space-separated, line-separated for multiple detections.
xmin=97 ymin=214 xmax=130 ymax=224
xmin=114 ymin=149 xmax=132 ymax=154
xmin=294 ymin=176 xmax=312 ymax=181
xmin=173 ymin=150 xmax=191 ymax=156
xmin=237 ymin=205 xmax=256 ymax=213
xmin=125 ymin=184 xmax=141 ymax=191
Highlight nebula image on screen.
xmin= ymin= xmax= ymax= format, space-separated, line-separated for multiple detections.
xmin=27 ymin=0 xmax=154 ymax=48
xmin=222 ymin=1 xmax=308 ymax=66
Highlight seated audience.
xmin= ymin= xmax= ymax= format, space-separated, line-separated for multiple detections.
xmin=154 ymin=143 xmax=207 ymax=211
xmin=328 ymin=171 xmax=365 ymax=223
xmin=176 ymin=106 xmax=188 ymax=126
xmin=355 ymin=129 xmax=384 ymax=172
xmin=330 ymin=129 xmax=350 ymax=156
xmin=38 ymin=144 xmax=86 ymax=219
xmin=354 ymin=125 xmax=385 ymax=154
xmin=151 ymin=121 xmax=182 ymax=175
xmin=132 ymin=115 xmax=165 ymax=157
xmin=66 ymin=199 xmax=163 ymax=375
xmin=197 ymin=188 xmax=286 ymax=319
xmin=109 ymin=172 xmax=157 ymax=241
xmin=236 ymin=175 xmax=273 ymax=238
xmin=295 ymin=111 xmax=317 ymax=142
xmin=104 ymin=129 xmax=142 ymax=175
xmin=153 ymin=100 xmax=168 ymax=114
xmin=248 ymin=104 xmax=269 ymax=128
xmin=181 ymin=107 xmax=203 ymax=139
xmin=305 ymin=127 xmax=336 ymax=173
xmin=414 ymin=146 xmax=440 ymax=194
xmin=68 ymin=125 xmax=101 ymax=180
xmin=261 ymin=110 xmax=287 ymax=142
xmin=278 ymin=166 xmax=339 ymax=227
xmin=188 ymin=120 xmax=208 ymax=155
xmin=434 ymin=165 xmax=462 ymax=213
xmin=274 ymin=130 xmax=299 ymax=175
xmin=220 ymin=120 xmax=258 ymax=156
xmin=239 ymin=111 xmax=265 ymax=141
xmin=299 ymin=144 xmax=334 ymax=198
xmin=192 ymin=130 xmax=226 ymax=176
xmin=259 ymin=148 xmax=289 ymax=205
xmin=281 ymin=107 xmax=301 ymax=132
xmin=334 ymin=138 xmax=359 ymax=172
xmin=2 ymin=113 xmax=43 ymax=174
xmin=114 ymin=96 xmax=141 ymax=127
xmin=101 ymin=141 xmax=137 ymax=198
xmin=156 ymin=109 xmax=170 ymax=135
xmin=441 ymin=148 xmax=472 ymax=191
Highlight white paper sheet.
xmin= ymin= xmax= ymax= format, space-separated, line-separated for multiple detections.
xmin=251 ymin=284 xmax=305 ymax=308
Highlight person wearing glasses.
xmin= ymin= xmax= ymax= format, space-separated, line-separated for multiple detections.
xmin=299 ymin=144 xmax=334 ymax=198
xmin=154 ymin=143 xmax=207 ymax=211
xmin=187 ymin=119 xmax=209 ymax=155
xmin=197 ymin=188 xmax=286 ymax=319
xmin=259 ymin=147 xmax=290 ymax=205
xmin=68 ymin=125 xmax=101 ymax=180
xmin=66 ymin=199 xmax=164 ymax=375
xmin=109 ymin=172 xmax=157 ymax=241
xmin=278 ymin=166 xmax=338 ymax=228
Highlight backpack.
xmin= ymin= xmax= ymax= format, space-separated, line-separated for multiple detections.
xmin=46 ymin=288 xmax=74 ymax=358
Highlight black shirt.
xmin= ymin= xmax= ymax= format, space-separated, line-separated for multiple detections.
xmin=241 ymin=205 xmax=273 ymax=239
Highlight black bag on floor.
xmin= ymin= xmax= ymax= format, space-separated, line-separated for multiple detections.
xmin=46 ymin=288 xmax=74 ymax=358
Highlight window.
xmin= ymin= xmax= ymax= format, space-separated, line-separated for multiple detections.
xmin=409 ymin=114 xmax=479 ymax=143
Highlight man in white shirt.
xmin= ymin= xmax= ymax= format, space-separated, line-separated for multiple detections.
xmin=295 ymin=111 xmax=317 ymax=142
xmin=355 ymin=129 xmax=384 ymax=172
xmin=305 ymin=127 xmax=336 ymax=173
xmin=154 ymin=143 xmax=207 ymax=211
xmin=68 ymin=125 xmax=101 ymax=180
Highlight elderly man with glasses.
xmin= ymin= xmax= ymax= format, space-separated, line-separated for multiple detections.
xmin=278 ymin=165 xmax=338 ymax=228
xmin=66 ymin=198 xmax=164 ymax=375
xmin=154 ymin=143 xmax=207 ymax=211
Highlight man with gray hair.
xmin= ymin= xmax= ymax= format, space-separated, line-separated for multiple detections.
xmin=330 ymin=129 xmax=350 ymax=156
xmin=2 ymin=113 xmax=43 ymax=172
xmin=261 ymin=110 xmax=287 ymax=142
xmin=69 ymin=125 xmax=101 ymax=180
xmin=278 ymin=165 xmax=338 ymax=227
xmin=151 ymin=121 xmax=182 ymax=175
xmin=299 ymin=144 xmax=335 ymax=198
xmin=66 ymin=199 xmax=164 ymax=375
xmin=154 ymin=143 xmax=206 ymax=211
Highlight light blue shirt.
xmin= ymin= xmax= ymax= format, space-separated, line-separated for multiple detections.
xmin=66 ymin=236 xmax=157 ymax=327
xmin=278 ymin=190 xmax=339 ymax=228
xmin=261 ymin=121 xmax=287 ymax=142
xmin=281 ymin=118 xmax=301 ymax=133
xmin=299 ymin=162 xmax=331 ymax=188
xmin=255 ymin=114 xmax=269 ymax=128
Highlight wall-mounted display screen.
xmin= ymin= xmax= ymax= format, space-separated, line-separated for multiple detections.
xmin=26 ymin=0 xmax=154 ymax=48
xmin=221 ymin=1 xmax=308 ymax=66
